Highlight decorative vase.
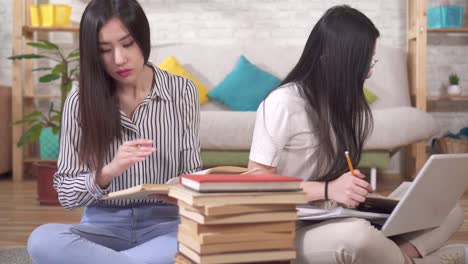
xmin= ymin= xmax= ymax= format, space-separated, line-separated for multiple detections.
xmin=39 ymin=127 xmax=59 ymax=160
xmin=33 ymin=161 xmax=59 ymax=206
xmin=447 ymin=85 xmax=461 ymax=95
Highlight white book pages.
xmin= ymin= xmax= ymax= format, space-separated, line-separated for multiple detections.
xmin=296 ymin=205 xmax=390 ymax=221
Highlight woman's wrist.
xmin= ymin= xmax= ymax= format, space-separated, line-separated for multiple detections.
xmin=300 ymin=181 xmax=327 ymax=202
xmin=97 ymin=165 xmax=114 ymax=189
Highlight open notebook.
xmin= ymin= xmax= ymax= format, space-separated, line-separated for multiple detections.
xmin=102 ymin=166 xmax=250 ymax=200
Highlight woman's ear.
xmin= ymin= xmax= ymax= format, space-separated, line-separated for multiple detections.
xmin=366 ymin=68 xmax=374 ymax=79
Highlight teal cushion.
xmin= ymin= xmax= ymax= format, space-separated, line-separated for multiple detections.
xmin=208 ymin=55 xmax=281 ymax=111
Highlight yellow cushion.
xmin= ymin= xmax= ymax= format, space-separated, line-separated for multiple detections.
xmin=158 ymin=56 xmax=209 ymax=104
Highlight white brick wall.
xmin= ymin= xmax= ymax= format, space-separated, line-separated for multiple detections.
xmin=1 ymin=0 xmax=467 ymax=173
xmin=0 ymin=0 xmax=409 ymax=86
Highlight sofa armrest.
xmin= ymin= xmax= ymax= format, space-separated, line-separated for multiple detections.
xmin=364 ymin=107 xmax=439 ymax=150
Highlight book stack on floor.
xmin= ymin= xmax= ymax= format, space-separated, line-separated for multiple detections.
xmin=169 ymin=172 xmax=307 ymax=264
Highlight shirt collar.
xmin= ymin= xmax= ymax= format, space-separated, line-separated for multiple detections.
xmin=147 ymin=63 xmax=172 ymax=101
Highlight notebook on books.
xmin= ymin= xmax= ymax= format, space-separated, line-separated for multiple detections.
xmin=180 ymin=174 xmax=302 ymax=192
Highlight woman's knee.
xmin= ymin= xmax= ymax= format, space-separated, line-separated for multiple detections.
xmin=297 ymin=219 xmax=379 ymax=262
xmin=28 ymin=223 xmax=71 ymax=261
xmin=336 ymin=219 xmax=406 ymax=263
xmin=449 ymin=203 xmax=465 ymax=229
xmin=333 ymin=219 xmax=379 ymax=256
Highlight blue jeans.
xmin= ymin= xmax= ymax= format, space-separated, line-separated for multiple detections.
xmin=27 ymin=204 xmax=179 ymax=264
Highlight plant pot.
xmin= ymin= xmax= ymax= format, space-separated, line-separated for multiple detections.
xmin=33 ymin=161 xmax=60 ymax=206
xmin=39 ymin=127 xmax=59 ymax=160
xmin=447 ymin=85 xmax=462 ymax=95
xmin=39 ymin=4 xmax=55 ymax=27
xmin=54 ymin=5 xmax=72 ymax=27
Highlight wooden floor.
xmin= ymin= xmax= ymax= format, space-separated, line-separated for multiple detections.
xmin=0 ymin=173 xmax=467 ymax=248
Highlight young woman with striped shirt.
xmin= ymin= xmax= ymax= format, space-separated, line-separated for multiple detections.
xmin=27 ymin=1 xmax=201 ymax=263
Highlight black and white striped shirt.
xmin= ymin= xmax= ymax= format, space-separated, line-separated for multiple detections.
xmin=54 ymin=66 xmax=202 ymax=209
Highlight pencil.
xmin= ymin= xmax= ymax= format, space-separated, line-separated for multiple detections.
xmin=345 ymin=151 xmax=356 ymax=176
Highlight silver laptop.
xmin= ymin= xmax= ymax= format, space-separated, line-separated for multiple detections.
xmin=377 ymin=153 xmax=468 ymax=237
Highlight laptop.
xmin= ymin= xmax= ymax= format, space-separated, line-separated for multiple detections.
xmin=368 ymin=154 xmax=468 ymax=237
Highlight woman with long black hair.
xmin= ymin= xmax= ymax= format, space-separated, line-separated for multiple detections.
xmin=27 ymin=1 xmax=201 ymax=263
xmin=249 ymin=5 xmax=465 ymax=264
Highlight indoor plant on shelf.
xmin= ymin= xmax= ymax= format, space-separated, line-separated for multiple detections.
xmin=8 ymin=40 xmax=79 ymax=205
xmin=448 ymin=73 xmax=461 ymax=96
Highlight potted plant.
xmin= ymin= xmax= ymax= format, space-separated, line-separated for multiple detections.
xmin=8 ymin=40 xmax=79 ymax=205
xmin=448 ymin=73 xmax=461 ymax=96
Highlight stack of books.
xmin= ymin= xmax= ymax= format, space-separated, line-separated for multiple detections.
xmin=169 ymin=173 xmax=307 ymax=264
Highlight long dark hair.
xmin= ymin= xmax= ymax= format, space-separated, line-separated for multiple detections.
xmin=78 ymin=0 xmax=151 ymax=173
xmin=280 ymin=5 xmax=379 ymax=181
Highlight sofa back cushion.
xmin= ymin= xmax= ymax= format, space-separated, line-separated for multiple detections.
xmin=365 ymin=44 xmax=411 ymax=109
xmin=150 ymin=43 xmax=410 ymax=110
xmin=208 ymin=55 xmax=281 ymax=111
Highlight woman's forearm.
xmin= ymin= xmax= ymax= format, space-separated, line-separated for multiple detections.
xmin=97 ymin=165 xmax=115 ymax=189
xmin=300 ymin=181 xmax=327 ymax=202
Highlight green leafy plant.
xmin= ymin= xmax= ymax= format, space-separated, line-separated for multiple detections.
xmin=8 ymin=40 xmax=79 ymax=147
xmin=449 ymin=73 xmax=460 ymax=85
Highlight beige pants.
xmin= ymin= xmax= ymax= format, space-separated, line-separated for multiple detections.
xmin=294 ymin=204 xmax=464 ymax=264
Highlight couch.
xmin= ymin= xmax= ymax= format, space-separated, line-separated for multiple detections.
xmin=149 ymin=43 xmax=438 ymax=187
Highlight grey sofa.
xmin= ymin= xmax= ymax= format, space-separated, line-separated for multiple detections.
xmin=150 ymin=43 xmax=439 ymax=187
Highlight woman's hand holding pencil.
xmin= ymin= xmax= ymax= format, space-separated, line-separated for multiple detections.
xmin=327 ymin=151 xmax=372 ymax=208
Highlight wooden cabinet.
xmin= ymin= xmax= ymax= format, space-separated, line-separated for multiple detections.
xmin=11 ymin=0 xmax=78 ymax=181
xmin=0 ymin=86 xmax=12 ymax=175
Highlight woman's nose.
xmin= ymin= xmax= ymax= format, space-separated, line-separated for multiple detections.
xmin=114 ymin=47 xmax=127 ymax=66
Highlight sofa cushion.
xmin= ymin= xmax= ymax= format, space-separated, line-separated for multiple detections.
xmin=150 ymin=44 xmax=302 ymax=111
xmin=200 ymin=107 xmax=438 ymax=151
xmin=151 ymin=43 xmax=411 ymax=111
xmin=364 ymin=45 xmax=412 ymax=109
xmin=158 ymin=55 xmax=210 ymax=104
xmin=207 ymin=55 xmax=281 ymax=111
xmin=364 ymin=87 xmax=378 ymax=104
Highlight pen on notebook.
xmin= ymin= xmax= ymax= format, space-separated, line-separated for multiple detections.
xmin=344 ymin=151 xmax=356 ymax=176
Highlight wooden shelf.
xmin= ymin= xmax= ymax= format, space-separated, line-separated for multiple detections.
xmin=24 ymin=157 xmax=56 ymax=163
xmin=427 ymin=95 xmax=468 ymax=112
xmin=22 ymin=24 xmax=79 ymax=35
xmin=428 ymin=28 xmax=468 ymax=33
xmin=427 ymin=100 xmax=468 ymax=112
xmin=13 ymin=1 xmax=77 ymax=181
xmin=427 ymin=95 xmax=468 ymax=100
xmin=24 ymin=94 xmax=61 ymax=99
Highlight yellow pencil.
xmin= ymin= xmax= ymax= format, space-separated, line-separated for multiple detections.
xmin=345 ymin=151 xmax=356 ymax=176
